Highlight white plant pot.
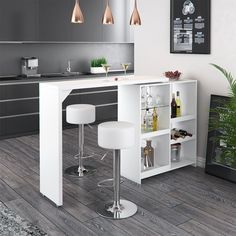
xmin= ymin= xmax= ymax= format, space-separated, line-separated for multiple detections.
xmin=90 ymin=67 xmax=105 ymax=74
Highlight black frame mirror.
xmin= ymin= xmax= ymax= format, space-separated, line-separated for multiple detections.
xmin=205 ymin=94 xmax=236 ymax=183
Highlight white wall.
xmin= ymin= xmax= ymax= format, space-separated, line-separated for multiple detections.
xmin=134 ymin=0 xmax=236 ymax=166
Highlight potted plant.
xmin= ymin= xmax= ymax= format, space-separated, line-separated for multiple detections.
xmin=206 ymin=64 xmax=236 ymax=182
xmin=90 ymin=57 xmax=107 ymax=74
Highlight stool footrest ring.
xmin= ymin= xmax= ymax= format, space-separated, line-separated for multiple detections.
xmin=74 ymin=152 xmax=96 ymax=160
xmin=97 ymin=178 xmax=124 ymax=188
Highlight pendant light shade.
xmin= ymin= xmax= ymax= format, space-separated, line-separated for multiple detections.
xmin=71 ymin=0 xmax=84 ymax=24
xmin=102 ymin=0 xmax=114 ymax=25
xmin=130 ymin=0 xmax=141 ymax=25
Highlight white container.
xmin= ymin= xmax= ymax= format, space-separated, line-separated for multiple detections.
xmin=171 ymin=143 xmax=181 ymax=162
xmin=90 ymin=67 xmax=105 ymax=74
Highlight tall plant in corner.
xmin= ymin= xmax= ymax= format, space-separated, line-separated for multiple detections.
xmin=210 ymin=64 xmax=236 ymax=168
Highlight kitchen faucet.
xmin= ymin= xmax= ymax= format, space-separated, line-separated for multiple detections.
xmin=65 ymin=60 xmax=81 ymax=76
xmin=66 ymin=60 xmax=72 ymax=73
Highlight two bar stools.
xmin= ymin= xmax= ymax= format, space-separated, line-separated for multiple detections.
xmin=65 ymin=104 xmax=138 ymax=219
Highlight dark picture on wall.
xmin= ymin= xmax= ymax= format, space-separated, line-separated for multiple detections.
xmin=170 ymin=0 xmax=210 ymax=54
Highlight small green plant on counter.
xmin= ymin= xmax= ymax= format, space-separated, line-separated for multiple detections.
xmin=210 ymin=64 xmax=236 ymax=168
xmin=91 ymin=57 xmax=107 ymax=67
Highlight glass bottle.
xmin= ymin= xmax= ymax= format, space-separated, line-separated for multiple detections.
xmin=146 ymin=86 xmax=153 ymax=108
xmin=171 ymin=93 xmax=177 ymax=118
xmin=146 ymin=109 xmax=153 ymax=132
xmin=143 ymin=140 xmax=154 ymax=169
xmin=152 ymin=107 xmax=158 ymax=131
xmin=141 ymin=110 xmax=148 ymax=133
xmin=176 ymin=91 xmax=181 ymax=117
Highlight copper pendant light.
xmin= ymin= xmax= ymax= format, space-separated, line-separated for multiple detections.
xmin=102 ymin=0 xmax=114 ymax=25
xmin=130 ymin=0 xmax=141 ymax=25
xmin=71 ymin=0 xmax=84 ymax=23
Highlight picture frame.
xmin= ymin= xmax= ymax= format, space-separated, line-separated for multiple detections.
xmin=170 ymin=0 xmax=211 ymax=54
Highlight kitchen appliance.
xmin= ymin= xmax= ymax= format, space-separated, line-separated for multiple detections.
xmin=21 ymin=57 xmax=40 ymax=77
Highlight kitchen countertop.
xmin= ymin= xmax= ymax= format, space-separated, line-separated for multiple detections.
xmin=0 ymin=71 xmax=134 ymax=85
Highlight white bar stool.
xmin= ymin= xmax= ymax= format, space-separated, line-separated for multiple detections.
xmin=65 ymin=104 xmax=96 ymax=177
xmin=97 ymin=121 xmax=138 ymax=219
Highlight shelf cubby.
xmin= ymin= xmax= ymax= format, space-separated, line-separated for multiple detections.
xmin=172 ymin=117 xmax=196 ymax=131
xmin=141 ymin=133 xmax=170 ymax=179
xmin=171 ymin=80 xmax=197 ymax=117
xmin=171 ymin=140 xmax=197 ymax=167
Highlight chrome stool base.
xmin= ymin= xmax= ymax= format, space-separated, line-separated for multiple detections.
xmin=65 ymin=165 xmax=96 ymax=177
xmin=97 ymin=199 xmax=137 ymax=219
xmin=65 ymin=123 xmax=97 ymax=178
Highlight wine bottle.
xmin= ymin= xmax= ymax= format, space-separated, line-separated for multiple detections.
xmin=171 ymin=93 xmax=177 ymax=118
xmin=176 ymin=91 xmax=181 ymax=117
xmin=171 ymin=128 xmax=185 ymax=139
xmin=152 ymin=107 xmax=158 ymax=131
xmin=179 ymin=129 xmax=193 ymax=137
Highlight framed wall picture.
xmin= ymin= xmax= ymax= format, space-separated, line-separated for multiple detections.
xmin=170 ymin=0 xmax=211 ymax=54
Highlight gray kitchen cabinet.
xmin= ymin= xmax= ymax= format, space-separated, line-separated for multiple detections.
xmin=0 ymin=0 xmax=39 ymax=41
xmin=0 ymin=82 xmax=117 ymax=139
xmin=0 ymin=0 xmax=132 ymax=42
xmin=38 ymin=0 xmax=73 ymax=42
xmin=101 ymin=0 xmax=131 ymax=42
xmin=0 ymin=83 xmax=39 ymax=138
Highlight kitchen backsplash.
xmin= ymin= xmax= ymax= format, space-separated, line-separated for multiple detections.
xmin=0 ymin=43 xmax=134 ymax=75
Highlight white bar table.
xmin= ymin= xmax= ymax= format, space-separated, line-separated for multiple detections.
xmin=39 ymin=75 xmax=168 ymax=206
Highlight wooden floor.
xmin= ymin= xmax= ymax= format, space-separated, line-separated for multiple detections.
xmin=0 ymin=127 xmax=236 ymax=236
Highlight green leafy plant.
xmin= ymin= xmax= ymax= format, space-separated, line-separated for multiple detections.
xmin=91 ymin=57 xmax=107 ymax=67
xmin=210 ymin=64 xmax=236 ymax=168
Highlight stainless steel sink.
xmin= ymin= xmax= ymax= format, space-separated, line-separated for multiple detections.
xmin=41 ymin=72 xmax=82 ymax=78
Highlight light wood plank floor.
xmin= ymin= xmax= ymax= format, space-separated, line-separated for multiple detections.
xmin=0 ymin=126 xmax=235 ymax=236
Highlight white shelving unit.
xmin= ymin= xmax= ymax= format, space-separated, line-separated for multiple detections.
xmin=118 ymin=79 xmax=197 ymax=184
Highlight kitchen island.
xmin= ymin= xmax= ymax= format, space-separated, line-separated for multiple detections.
xmin=40 ymin=75 xmax=170 ymax=206
xmin=0 ymin=71 xmax=134 ymax=139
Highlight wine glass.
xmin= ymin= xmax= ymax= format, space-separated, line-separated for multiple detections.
xmin=141 ymin=87 xmax=146 ymax=109
xmin=101 ymin=64 xmax=111 ymax=77
xmin=121 ymin=62 xmax=131 ymax=75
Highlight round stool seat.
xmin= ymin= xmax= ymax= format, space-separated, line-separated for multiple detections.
xmin=98 ymin=121 xmax=135 ymax=150
xmin=66 ymin=104 xmax=95 ymax=124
